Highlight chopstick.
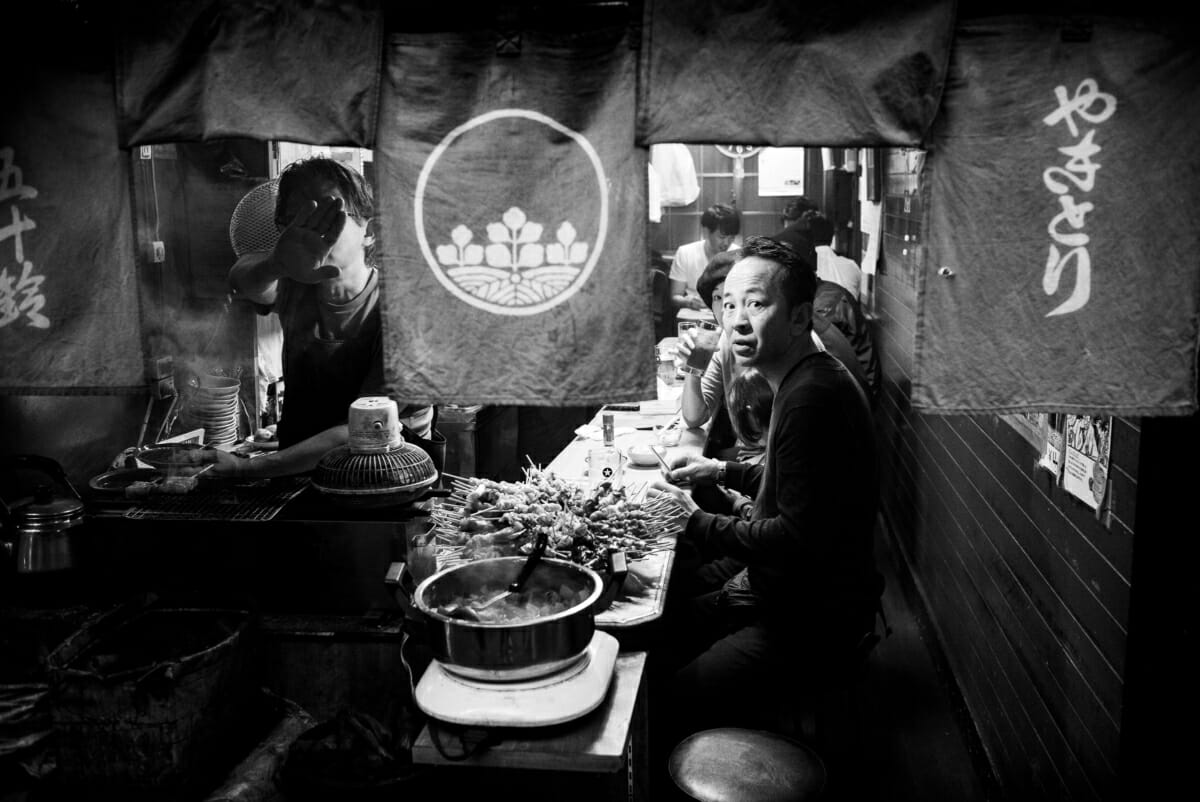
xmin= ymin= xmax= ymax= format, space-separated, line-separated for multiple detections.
xmin=649 ymin=444 xmax=672 ymax=474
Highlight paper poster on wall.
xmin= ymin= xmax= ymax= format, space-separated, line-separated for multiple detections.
xmin=1037 ymin=413 xmax=1065 ymax=481
xmin=757 ymin=148 xmax=805 ymax=196
xmin=1062 ymin=414 xmax=1111 ymax=510
xmin=859 ymin=199 xmax=882 ymax=275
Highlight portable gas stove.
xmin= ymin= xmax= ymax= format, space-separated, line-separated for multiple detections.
xmin=415 ymin=630 xmax=619 ymax=728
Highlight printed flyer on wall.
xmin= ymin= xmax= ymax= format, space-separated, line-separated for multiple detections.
xmin=1037 ymin=413 xmax=1064 ymax=481
xmin=1062 ymin=414 xmax=1111 ymax=510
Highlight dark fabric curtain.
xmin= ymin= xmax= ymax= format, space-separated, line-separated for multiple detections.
xmin=0 ymin=15 xmax=144 ymax=394
xmin=638 ymin=0 xmax=958 ymax=146
xmin=116 ymin=0 xmax=384 ymax=147
xmin=373 ymin=20 xmax=656 ymax=405
xmin=913 ymin=16 xmax=1200 ymax=415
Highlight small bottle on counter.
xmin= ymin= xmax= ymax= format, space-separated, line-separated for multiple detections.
xmin=587 ymin=412 xmax=624 ymax=492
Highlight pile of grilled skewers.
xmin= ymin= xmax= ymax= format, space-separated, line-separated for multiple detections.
xmin=432 ymin=466 xmax=682 ymax=572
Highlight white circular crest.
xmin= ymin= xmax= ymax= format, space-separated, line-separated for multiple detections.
xmin=414 ymin=109 xmax=609 ymax=316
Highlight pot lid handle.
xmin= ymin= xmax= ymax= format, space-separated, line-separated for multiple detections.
xmin=14 ymin=484 xmax=85 ymax=519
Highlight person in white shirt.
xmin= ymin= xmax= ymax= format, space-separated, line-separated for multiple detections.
xmin=669 ymin=203 xmax=740 ymax=327
xmin=806 ymin=210 xmax=863 ymax=300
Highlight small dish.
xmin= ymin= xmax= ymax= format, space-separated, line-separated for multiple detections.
xmin=136 ymin=443 xmax=211 ymax=474
xmin=88 ymin=468 xmax=161 ymax=495
xmin=626 ymin=444 xmax=660 ymax=468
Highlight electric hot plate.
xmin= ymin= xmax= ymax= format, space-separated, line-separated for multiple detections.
xmin=414 ymin=630 xmax=618 ymax=728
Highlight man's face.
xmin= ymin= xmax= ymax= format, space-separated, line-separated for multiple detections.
xmin=722 ymin=256 xmax=809 ymax=369
xmin=703 ymin=226 xmax=735 ymax=255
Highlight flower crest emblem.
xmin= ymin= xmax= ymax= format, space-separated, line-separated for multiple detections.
xmin=434 ymin=207 xmax=589 ymax=306
xmin=414 ymin=109 xmax=609 ymax=316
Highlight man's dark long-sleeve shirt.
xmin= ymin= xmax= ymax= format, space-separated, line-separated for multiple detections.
xmin=686 ymin=349 xmax=879 ymax=628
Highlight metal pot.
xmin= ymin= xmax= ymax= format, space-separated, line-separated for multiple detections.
xmin=1 ymin=455 xmax=86 ymax=573
xmin=393 ymin=554 xmax=626 ymax=681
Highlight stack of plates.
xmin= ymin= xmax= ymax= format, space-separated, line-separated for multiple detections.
xmin=184 ymin=375 xmax=241 ymax=446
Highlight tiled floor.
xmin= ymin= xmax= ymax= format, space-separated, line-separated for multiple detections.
xmin=837 ymin=523 xmax=999 ymax=801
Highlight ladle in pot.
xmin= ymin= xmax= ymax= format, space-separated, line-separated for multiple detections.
xmin=476 ymin=527 xmax=552 ymax=608
xmin=439 ymin=528 xmax=552 ymax=621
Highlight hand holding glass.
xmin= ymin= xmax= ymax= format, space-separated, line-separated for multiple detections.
xmin=681 ymin=321 xmax=719 ymax=377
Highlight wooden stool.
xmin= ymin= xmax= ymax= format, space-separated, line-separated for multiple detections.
xmin=668 ymin=727 xmax=826 ymax=801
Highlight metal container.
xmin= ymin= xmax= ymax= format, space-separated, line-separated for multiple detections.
xmin=1 ymin=455 xmax=86 ymax=573
xmin=404 ymin=556 xmax=623 ymax=681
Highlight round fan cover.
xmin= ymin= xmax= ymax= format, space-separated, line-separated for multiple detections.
xmin=229 ymin=179 xmax=280 ymax=258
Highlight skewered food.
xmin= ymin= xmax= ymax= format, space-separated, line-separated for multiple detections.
xmin=433 ymin=467 xmax=680 ymax=572
xmin=123 ymin=474 xmax=199 ymax=498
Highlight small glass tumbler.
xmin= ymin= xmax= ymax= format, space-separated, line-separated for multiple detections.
xmin=658 ymin=426 xmax=682 ymax=447
xmin=404 ymin=521 xmax=438 ymax=584
xmin=681 ymin=321 xmax=720 ymax=377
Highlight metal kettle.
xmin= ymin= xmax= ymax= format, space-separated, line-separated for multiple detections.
xmin=0 ymin=455 xmax=86 ymax=573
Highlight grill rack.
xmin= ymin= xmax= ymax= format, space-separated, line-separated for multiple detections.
xmin=123 ymin=477 xmax=309 ymax=522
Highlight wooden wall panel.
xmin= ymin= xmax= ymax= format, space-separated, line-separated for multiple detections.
xmin=874 ymin=148 xmax=1135 ymax=802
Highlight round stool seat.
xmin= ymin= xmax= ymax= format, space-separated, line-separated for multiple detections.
xmin=669 ymin=727 xmax=827 ymax=801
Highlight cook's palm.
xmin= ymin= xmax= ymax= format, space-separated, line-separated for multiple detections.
xmin=274 ymin=197 xmax=346 ymax=284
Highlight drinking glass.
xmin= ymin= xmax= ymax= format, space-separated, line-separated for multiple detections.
xmin=681 ymin=321 xmax=719 ymax=377
xmin=404 ymin=521 xmax=439 ymax=584
xmin=657 ymin=426 xmax=682 ymax=447
xmin=586 ymin=448 xmax=626 ymax=492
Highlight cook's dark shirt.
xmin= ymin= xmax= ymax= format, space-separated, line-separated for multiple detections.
xmin=272 ymin=270 xmax=429 ymax=448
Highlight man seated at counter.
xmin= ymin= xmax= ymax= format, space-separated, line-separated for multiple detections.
xmin=675 ymin=241 xmax=869 ymax=483
xmin=204 ymin=157 xmax=433 ymax=479
xmin=668 ymin=203 xmax=740 ymax=330
xmin=652 ymin=235 xmax=881 ymax=738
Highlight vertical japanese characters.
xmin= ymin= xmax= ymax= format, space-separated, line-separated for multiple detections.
xmin=1041 ymin=79 xmax=1117 ymax=317
xmin=0 ymin=146 xmax=48 ymax=329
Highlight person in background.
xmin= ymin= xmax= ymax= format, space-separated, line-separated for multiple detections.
xmin=204 ymin=157 xmax=434 ymax=479
xmin=812 ymin=273 xmax=879 ymax=407
xmin=669 ymin=203 xmax=740 ymax=328
xmin=806 ymin=210 xmax=864 ymax=300
xmin=771 ymin=195 xmax=819 ymax=254
xmin=652 ymin=235 xmax=881 ymax=742
xmin=773 ymin=208 xmax=880 ymax=405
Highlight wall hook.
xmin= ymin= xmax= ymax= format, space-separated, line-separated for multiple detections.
xmin=937 ymin=266 xmax=955 ymax=278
